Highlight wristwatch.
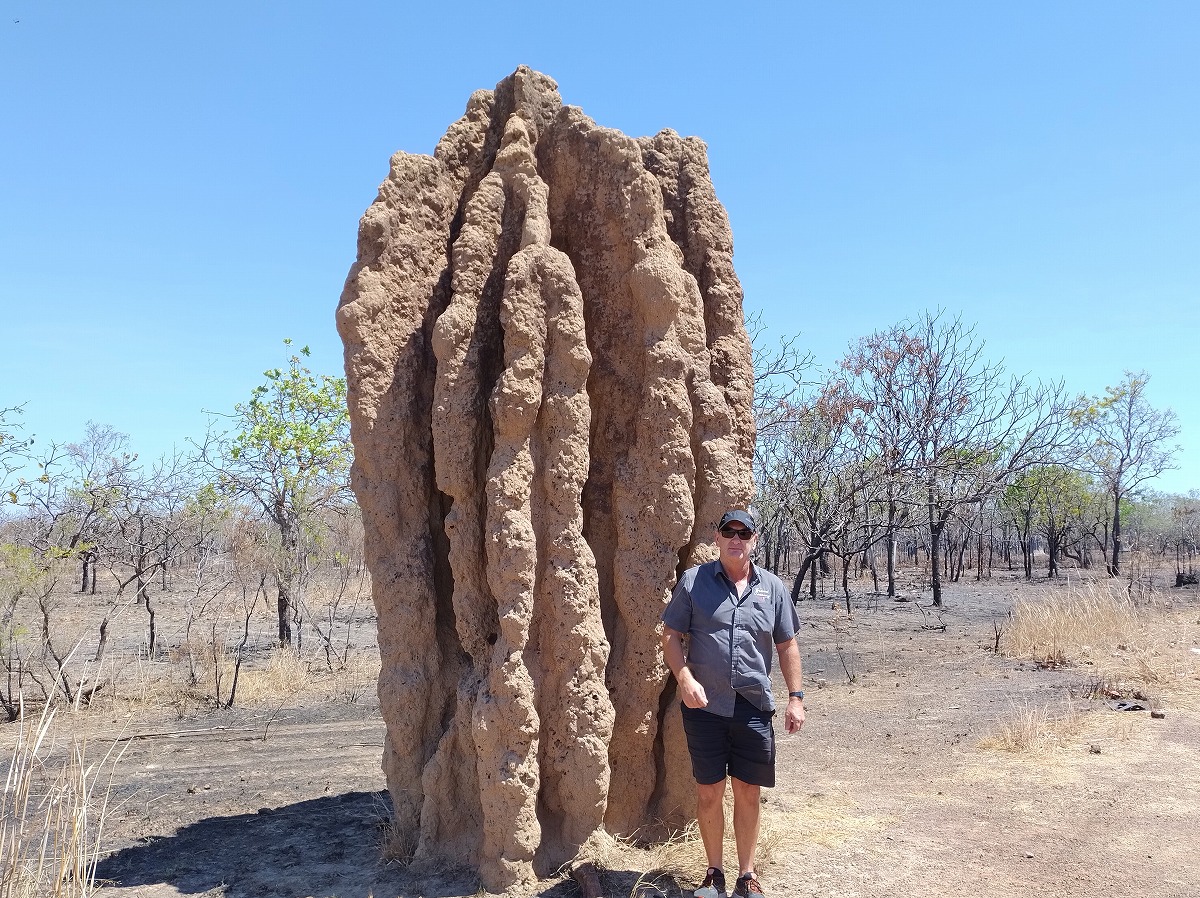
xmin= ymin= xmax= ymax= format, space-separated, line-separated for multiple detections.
xmin=789 ymin=690 xmax=805 ymax=700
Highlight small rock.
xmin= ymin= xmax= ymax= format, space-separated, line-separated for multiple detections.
xmin=1150 ymin=709 xmax=1167 ymax=720
xmin=1089 ymin=745 xmax=1102 ymax=754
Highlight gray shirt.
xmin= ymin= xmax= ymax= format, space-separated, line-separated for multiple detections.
xmin=662 ymin=559 xmax=799 ymax=716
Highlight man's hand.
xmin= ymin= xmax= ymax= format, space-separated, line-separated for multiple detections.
xmin=784 ymin=696 xmax=805 ymax=734
xmin=661 ymin=626 xmax=708 ymax=708
xmin=677 ymin=669 xmax=709 ymax=709
xmin=775 ymin=637 xmax=805 ymax=733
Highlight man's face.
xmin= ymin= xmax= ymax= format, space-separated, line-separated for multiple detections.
xmin=715 ymin=521 xmax=756 ymax=566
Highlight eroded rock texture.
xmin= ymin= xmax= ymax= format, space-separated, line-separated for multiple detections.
xmin=336 ymin=66 xmax=754 ymax=893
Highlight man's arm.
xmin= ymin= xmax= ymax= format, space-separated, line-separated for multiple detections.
xmin=661 ymin=626 xmax=708 ymax=709
xmin=776 ymin=637 xmax=805 ymax=734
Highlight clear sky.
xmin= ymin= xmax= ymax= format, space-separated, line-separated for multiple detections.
xmin=2 ymin=2 xmax=1197 ymax=494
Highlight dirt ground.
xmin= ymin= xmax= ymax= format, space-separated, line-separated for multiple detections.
xmin=10 ymin=571 xmax=1200 ymax=898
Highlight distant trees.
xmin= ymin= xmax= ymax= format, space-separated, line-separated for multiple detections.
xmin=23 ymin=423 xmax=140 ymax=594
xmin=1 ymin=321 xmax=1192 ymax=695
xmin=758 ymin=396 xmax=850 ymax=600
xmin=1071 ymin=371 xmax=1181 ymax=576
xmin=751 ymin=314 xmax=1185 ymax=605
xmin=0 ymin=341 xmax=366 ymax=714
xmin=1165 ymin=496 xmax=1199 ymax=579
xmin=3 ymin=423 xmax=217 ymax=700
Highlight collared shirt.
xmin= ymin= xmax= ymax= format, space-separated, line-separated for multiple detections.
xmin=662 ymin=559 xmax=799 ymax=717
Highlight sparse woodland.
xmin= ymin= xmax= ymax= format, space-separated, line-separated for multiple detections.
xmin=751 ymin=311 xmax=1196 ymax=606
xmin=0 ymin=319 xmax=1195 ymax=718
xmin=1 ymin=319 xmax=1198 ymax=896
xmin=0 ymin=342 xmax=365 ymax=725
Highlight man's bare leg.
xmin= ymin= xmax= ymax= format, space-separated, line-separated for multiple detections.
xmin=696 ymin=779 xmax=727 ymax=869
xmin=730 ymin=777 xmax=762 ymax=875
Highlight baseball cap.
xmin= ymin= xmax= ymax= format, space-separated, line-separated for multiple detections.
xmin=717 ymin=509 xmax=756 ymax=532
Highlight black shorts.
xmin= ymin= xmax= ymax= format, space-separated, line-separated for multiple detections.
xmin=680 ymin=694 xmax=776 ymax=787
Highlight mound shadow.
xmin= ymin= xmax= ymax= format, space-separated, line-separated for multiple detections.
xmin=96 ymin=790 xmax=474 ymax=898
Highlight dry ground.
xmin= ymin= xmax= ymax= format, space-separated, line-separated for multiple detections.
xmin=5 ymin=569 xmax=1200 ymax=898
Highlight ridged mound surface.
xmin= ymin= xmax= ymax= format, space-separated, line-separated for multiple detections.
xmin=336 ymin=66 xmax=754 ymax=893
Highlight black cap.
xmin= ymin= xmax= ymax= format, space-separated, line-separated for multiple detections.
xmin=718 ymin=509 xmax=756 ymax=531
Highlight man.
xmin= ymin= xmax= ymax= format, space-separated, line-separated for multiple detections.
xmin=661 ymin=509 xmax=805 ymax=898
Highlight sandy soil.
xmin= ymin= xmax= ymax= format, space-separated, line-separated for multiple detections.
xmin=10 ymin=572 xmax=1200 ymax=898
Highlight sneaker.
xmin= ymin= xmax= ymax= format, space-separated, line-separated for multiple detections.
xmin=695 ymin=867 xmax=727 ymax=898
xmin=733 ymin=872 xmax=764 ymax=897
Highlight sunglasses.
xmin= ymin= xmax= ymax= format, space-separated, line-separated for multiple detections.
xmin=719 ymin=526 xmax=754 ymax=540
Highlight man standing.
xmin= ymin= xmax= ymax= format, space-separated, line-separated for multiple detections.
xmin=661 ymin=509 xmax=805 ymax=898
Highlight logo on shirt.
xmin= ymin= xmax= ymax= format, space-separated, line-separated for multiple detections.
xmin=753 ymin=588 xmax=770 ymax=601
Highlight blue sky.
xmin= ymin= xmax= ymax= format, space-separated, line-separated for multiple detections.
xmin=2 ymin=1 xmax=1197 ymax=494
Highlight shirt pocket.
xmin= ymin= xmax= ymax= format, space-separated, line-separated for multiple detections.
xmin=742 ymin=597 xmax=776 ymax=633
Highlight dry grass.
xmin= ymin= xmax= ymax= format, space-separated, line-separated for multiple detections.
xmin=1003 ymin=580 xmax=1143 ymax=666
xmin=230 ymin=649 xmax=377 ymax=706
xmin=2 ymin=568 xmax=377 ymax=721
xmin=0 ymin=699 xmax=123 ymax=898
xmin=1000 ymin=578 xmax=1200 ymax=702
xmin=978 ymin=700 xmax=1085 ymax=754
xmin=985 ymin=576 xmax=1200 ymax=753
xmin=584 ymin=793 xmax=792 ymax=897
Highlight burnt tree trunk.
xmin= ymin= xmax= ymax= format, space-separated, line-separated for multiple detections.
xmin=1109 ymin=494 xmax=1122 ymax=576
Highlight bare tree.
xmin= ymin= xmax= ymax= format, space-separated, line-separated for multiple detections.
xmin=17 ymin=422 xmax=143 ymax=597
xmin=91 ymin=451 xmax=203 ymax=660
xmin=748 ymin=310 xmax=815 ymax=453
xmin=749 ymin=311 xmax=815 ymax=573
xmin=853 ymin=312 xmax=1076 ymax=606
xmin=1167 ymin=495 xmax=1199 ymax=582
xmin=0 ymin=404 xmax=34 ymax=505
xmin=838 ymin=334 xmax=922 ymax=597
xmin=1071 ymin=371 xmax=1181 ymax=576
xmin=756 ymin=385 xmax=888 ymax=604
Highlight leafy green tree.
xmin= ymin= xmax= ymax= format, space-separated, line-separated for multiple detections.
xmin=1033 ymin=467 xmax=1097 ymax=577
xmin=0 ymin=543 xmax=51 ymax=719
xmin=1003 ymin=464 xmax=1096 ymax=578
xmin=1071 ymin=371 xmax=1180 ymax=576
xmin=198 ymin=341 xmax=352 ymax=646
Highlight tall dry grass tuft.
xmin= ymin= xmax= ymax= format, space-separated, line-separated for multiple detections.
xmin=228 ymin=648 xmax=377 ymax=706
xmin=978 ymin=700 xmax=1084 ymax=754
xmin=0 ymin=697 xmax=123 ymax=898
xmin=1002 ymin=580 xmax=1143 ymax=667
xmin=1000 ymin=578 xmax=1199 ymax=701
